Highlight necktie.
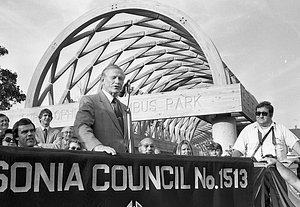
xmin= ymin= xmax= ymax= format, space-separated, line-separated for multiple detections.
xmin=112 ymin=98 xmax=124 ymax=132
xmin=43 ymin=128 xmax=48 ymax=142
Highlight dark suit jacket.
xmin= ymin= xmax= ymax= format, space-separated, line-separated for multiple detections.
xmin=74 ymin=91 xmax=129 ymax=152
xmin=35 ymin=126 xmax=60 ymax=149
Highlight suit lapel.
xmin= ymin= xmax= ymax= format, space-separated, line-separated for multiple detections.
xmin=36 ymin=127 xmax=45 ymax=143
xmin=98 ymin=91 xmax=124 ymax=135
xmin=47 ymin=127 xmax=54 ymax=143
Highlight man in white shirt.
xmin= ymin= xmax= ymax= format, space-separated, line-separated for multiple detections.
xmin=232 ymin=101 xmax=300 ymax=161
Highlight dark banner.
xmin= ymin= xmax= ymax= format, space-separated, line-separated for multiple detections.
xmin=0 ymin=146 xmax=254 ymax=207
xmin=253 ymin=164 xmax=300 ymax=207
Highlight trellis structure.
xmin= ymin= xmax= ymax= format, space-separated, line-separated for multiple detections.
xmin=25 ymin=0 xmax=257 ymax=151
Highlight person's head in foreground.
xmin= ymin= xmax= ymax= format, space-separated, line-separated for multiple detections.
xmin=68 ymin=138 xmax=83 ymax=151
xmin=173 ymin=140 xmax=194 ymax=156
xmin=138 ymin=137 xmax=156 ymax=154
xmin=13 ymin=118 xmax=36 ymax=147
xmin=208 ymin=142 xmax=223 ymax=157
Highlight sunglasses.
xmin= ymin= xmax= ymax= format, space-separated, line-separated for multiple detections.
xmin=255 ymin=112 xmax=268 ymax=116
xmin=69 ymin=147 xmax=81 ymax=150
xmin=3 ymin=137 xmax=15 ymax=143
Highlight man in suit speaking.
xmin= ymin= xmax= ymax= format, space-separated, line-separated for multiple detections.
xmin=74 ymin=64 xmax=130 ymax=155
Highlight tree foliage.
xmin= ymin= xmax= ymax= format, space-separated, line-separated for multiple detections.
xmin=0 ymin=46 xmax=8 ymax=56
xmin=0 ymin=46 xmax=26 ymax=110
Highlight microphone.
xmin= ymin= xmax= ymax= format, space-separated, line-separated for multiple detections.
xmin=119 ymin=79 xmax=131 ymax=97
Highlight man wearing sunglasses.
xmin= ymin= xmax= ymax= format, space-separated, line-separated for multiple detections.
xmin=68 ymin=138 xmax=83 ymax=151
xmin=232 ymin=101 xmax=300 ymax=161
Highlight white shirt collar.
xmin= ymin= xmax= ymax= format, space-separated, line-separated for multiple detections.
xmin=43 ymin=126 xmax=49 ymax=131
xmin=102 ymin=89 xmax=116 ymax=103
xmin=254 ymin=121 xmax=276 ymax=131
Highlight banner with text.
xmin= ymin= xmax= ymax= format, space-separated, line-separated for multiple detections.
xmin=0 ymin=146 xmax=254 ymax=207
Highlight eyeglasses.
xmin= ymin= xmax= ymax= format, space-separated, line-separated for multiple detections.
xmin=3 ymin=137 xmax=15 ymax=143
xmin=255 ymin=111 xmax=268 ymax=116
xmin=141 ymin=144 xmax=155 ymax=148
xmin=69 ymin=147 xmax=81 ymax=150
xmin=210 ymin=149 xmax=222 ymax=152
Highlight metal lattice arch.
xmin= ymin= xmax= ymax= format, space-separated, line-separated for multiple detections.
xmin=26 ymin=1 xmax=244 ymax=148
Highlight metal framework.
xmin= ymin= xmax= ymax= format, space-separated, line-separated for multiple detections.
xmin=26 ymin=1 xmax=243 ymax=146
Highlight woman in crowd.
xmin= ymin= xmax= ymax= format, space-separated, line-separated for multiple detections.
xmin=52 ymin=126 xmax=74 ymax=149
xmin=1 ymin=128 xmax=17 ymax=147
xmin=173 ymin=140 xmax=194 ymax=156
xmin=60 ymin=126 xmax=74 ymax=149
xmin=0 ymin=114 xmax=10 ymax=140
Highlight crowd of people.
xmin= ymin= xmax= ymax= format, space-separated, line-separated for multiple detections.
xmin=0 ymin=110 xmax=222 ymax=156
xmin=1 ymin=64 xmax=300 ymax=192
xmin=0 ymin=111 xmax=85 ymax=151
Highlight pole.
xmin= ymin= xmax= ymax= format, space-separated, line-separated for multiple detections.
xmin=126 ymin=107 xmax=134 ymax=153
xmin=124 ymin=80 xmax=134 ymax=153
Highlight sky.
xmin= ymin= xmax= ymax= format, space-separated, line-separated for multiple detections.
xmin=0 ymin=0 xmax=300 ymax=129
